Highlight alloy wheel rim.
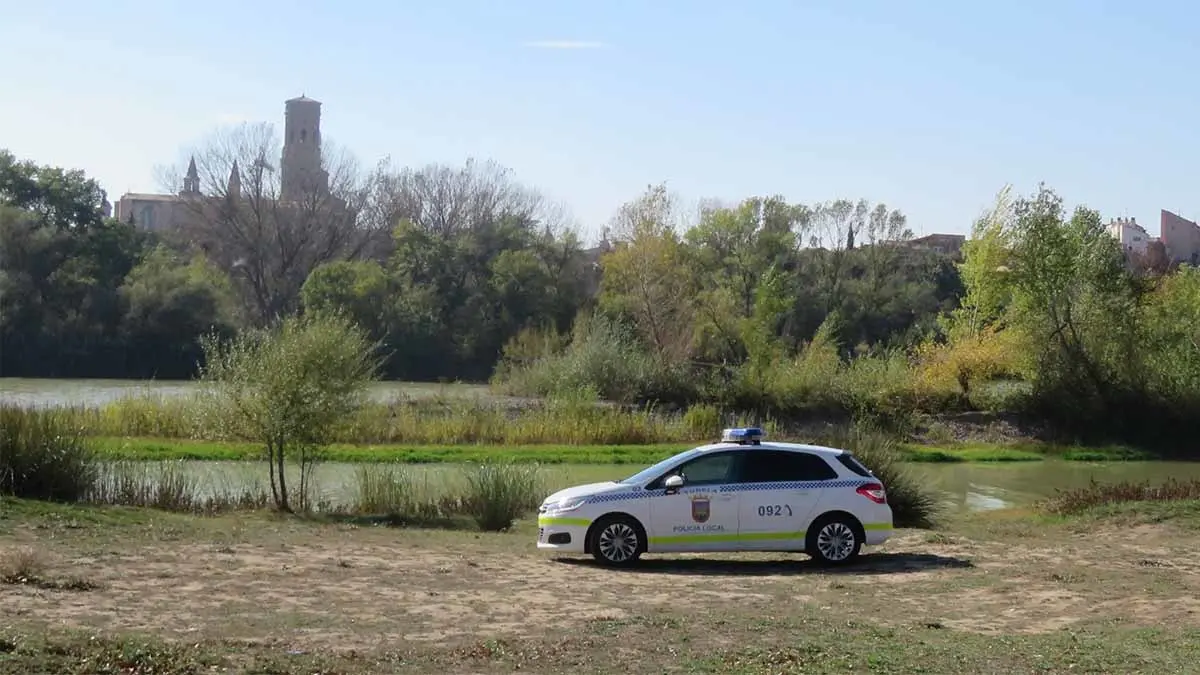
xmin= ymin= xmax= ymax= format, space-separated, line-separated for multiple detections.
xmin=817 ymin=522 xmax=855 ymax=561
xmin=599 ymin=523 xmax=638 ymax=561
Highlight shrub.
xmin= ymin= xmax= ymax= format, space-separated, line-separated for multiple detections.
xmin=494 ymin=312 xmax=697 ymax=406
xmin=681 ymin=403 xmax=722 ymax=438
xmin=353 ymin=464 xmax=419 ymax=516
xmin=459 ymin=460 xmax=543 ymax=531
xmin=811 ymin=423 xmax=942 ymax=529
xmin=0 ymin=405 xmax=97 ymax=502
xmin=1040 ymin=478 xmax=1200 ymax=516
xmin=197 ymin=312 xmax=383 ymax=512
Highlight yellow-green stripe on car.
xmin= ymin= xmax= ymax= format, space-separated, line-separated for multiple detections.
xmin=538 ymin=516 xmax=591 ymax=527
xmin=648 ymin=522 xmax=891 ymax=545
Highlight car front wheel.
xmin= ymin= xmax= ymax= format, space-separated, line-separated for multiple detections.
xmin=588 ymin=515 xmax=644 ymax=567
xmin=806 ymin=514 xmax=863 ymax=566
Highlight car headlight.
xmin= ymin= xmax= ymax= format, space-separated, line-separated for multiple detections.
xmin=543 ymin=497 xmax=588 ymax=514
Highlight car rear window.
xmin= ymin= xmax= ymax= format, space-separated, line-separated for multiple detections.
xmin=836 ymin=453 xmax=874 ymax=477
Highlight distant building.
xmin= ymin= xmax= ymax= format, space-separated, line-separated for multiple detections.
xmin=114 ymin=95 xmax=340 ymax=230
xmin=903 ymin=233 xmax=966 ymax=257
xmin=1105 ymin=210 xmax=1200 ymax=271
xmin=1160 ymin=209 xmax=1200 ymax=266
xmin=1109 ymin=217 xmax=1152 ymax=256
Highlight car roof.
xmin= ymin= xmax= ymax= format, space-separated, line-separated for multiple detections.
xmin=690 ymin=441 xmax=849 ymax=457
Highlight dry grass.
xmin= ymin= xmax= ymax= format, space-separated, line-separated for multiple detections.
xmin=1 ymin=499 xmax=1199 ymax=673
xmin=0 ymin=545 xmax=45 ymax=582
xmin=1041 ymin=478 xmax=1200 ymax=515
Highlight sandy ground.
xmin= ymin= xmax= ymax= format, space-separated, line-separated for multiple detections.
xmin=3 ymin=511 xmax=1200 ymax=656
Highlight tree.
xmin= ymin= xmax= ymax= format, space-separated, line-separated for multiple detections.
xmin=119 ymin=245 xmax=242 ymax=378
xmin=1 ymin=152 xmax=149 ymax=377
xmin=685 ymin=196 xmax=805 ymax=362
xmin=0 ymin=149 xmax=110 ymax=230
xmin=157 ymin=123 xmax=389 ymax=325
xmin=197 ymin=313 xmax=382 ymax=512
xmin=598 ymin=184 xmax=696 ymax=363
xmin=374 ymin=158 xmax=588 ymax=379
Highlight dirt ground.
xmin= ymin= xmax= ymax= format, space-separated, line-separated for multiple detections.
xmin=3 ymin=504 xmax=1200 ymax=673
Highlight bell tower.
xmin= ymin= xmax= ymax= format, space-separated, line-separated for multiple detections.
xmin=279 ymin=94 xmax=329 ymax=201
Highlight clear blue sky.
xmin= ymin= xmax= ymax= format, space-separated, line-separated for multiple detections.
xmin=3 ymin=0 xmax=1196 ymax=244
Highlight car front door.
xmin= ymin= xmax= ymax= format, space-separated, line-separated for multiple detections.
xmin=646 ymin=451 xmax=742 ymax=552
xmin=734 ymin=449 xmax=839 ymax=549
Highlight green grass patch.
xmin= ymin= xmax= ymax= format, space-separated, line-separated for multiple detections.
xmin=901 ymin=441 xmax=1157 ymax=463
xmin=92 ymin=436 xmax=692 ymax=465
xmin=900 ymin=443 xmax=1045 ymax=463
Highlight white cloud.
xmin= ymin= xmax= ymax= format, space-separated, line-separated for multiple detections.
xmin=521 ymin=40 xmax=607 ymax=49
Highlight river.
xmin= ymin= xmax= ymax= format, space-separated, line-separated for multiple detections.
xmin=140 ymin=458 xmax=1200 ymax=516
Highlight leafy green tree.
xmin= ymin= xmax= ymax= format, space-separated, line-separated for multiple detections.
xmin=1006 ymin=186 xmax=1138 ymax=412
xmin=0 ymin=149 xmax=110 ymax=230
xmin=197 ymin=313 xmax=382 ymax=512
xmin=378 ymin=160 xmax=588 ymax=380
xmin=598 ymin=184 xmax=696 ymax=363
xmin=119 ymin=245 xmax=242 ymax=378
xmin=0 ymin=151 xmax=150 ymax=377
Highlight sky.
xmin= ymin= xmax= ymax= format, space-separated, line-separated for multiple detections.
xmin=2 ymin=0 xmax=1197 ymax=245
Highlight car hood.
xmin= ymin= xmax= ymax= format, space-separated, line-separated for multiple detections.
xmin=541 ymin=481 xmax=629 ymax=505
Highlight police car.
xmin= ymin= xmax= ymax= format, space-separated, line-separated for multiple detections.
xmin=535 ymin=428 xmax=893 ymax=567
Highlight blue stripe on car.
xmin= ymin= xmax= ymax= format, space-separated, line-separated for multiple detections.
xmin=583 ymin=479 xmax=872 ymax=504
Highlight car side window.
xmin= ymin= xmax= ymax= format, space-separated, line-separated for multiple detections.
xmin=649 ymin=451 xmax=739 ymax=488
xmin=739 ymin=450 xmax=838 ymax=483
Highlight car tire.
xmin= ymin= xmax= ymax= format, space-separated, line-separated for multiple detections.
xmin=588 ymin=515 xmax=645 ymax=567
xmin=806 ymin=513 xmax=863 ymax=566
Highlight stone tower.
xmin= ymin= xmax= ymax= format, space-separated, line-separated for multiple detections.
xmin=279 ymin=95 xmax=329 ymax=201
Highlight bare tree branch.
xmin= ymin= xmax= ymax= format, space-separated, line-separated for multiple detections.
xmin=156 ymin=123 xmax=387 ymax=325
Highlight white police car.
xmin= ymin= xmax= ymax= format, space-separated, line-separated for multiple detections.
xmin=536 ymin=428 xmax=893 ymax=567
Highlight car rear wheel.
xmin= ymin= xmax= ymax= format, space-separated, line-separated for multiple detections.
xmin=588 ymin=515 xmax=644 ymax=567
xmin=806 ymin=514 xmax=863 ymax=566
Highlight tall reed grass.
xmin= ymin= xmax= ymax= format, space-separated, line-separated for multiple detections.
xmin=459 ymin=460 xmax=544 ymax=531
xmin=0 ymin=405 xmax=96 ymax=502
xmin=87 ymin=461 xmax=271 ymax=513
xmin=63 ymin=390 xmax=747 ymax=445
xmin=2 ymin=404 xmax=548 ymax=526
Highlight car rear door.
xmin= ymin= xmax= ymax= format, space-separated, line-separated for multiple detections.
xmin=734 ymin=449 xmax=840 ymax=549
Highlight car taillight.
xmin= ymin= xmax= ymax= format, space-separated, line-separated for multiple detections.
xmin=856 ymin=482 xmax=887 ymax=504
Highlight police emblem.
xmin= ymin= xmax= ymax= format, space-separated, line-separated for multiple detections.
xmin=690 ymin=495 xmax=711 ymax=523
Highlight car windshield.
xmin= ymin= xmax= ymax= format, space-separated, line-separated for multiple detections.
xmin=616 ymin=448 xmax=703 ymax=485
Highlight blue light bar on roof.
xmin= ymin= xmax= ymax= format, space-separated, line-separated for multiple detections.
xmin=721 ymin=427 xmax=764 ymax=444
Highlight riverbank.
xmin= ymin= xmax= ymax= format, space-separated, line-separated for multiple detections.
xmin=2 ymin=497 xmax=1199 ymax=673
xmin=91 ymin=435 xmax=1155 ymax=464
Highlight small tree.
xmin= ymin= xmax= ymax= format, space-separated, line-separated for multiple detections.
xmin=197 ymin=313 xmax=381 ymax=512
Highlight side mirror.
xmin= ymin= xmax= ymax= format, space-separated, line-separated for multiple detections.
xmin=664 ymin=474 xmax=684 ymax=492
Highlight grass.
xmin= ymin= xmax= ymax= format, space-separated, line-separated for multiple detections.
xmin=3 ymin=497 xmax=1200 ymax=674
xmin=900 ymin=441 xmax=1155 ymax=463
xmin=91 ymin=436 xmax=695 ymax=464
xmin=0 ymin=404 xmax=96 ymax=501
xmin=73 ymin=391 xmax=722 ymax=445
xmin=2 ymin=617 xmax=1198 ymax=674
xmin=1039 ymin=478 xmax=1200 ymax=516
xmin=91 ymin=436 xmax=1160 ymax=466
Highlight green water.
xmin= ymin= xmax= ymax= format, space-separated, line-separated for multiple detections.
xmin=140 ymin=458 xmax=1200 ymax=516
